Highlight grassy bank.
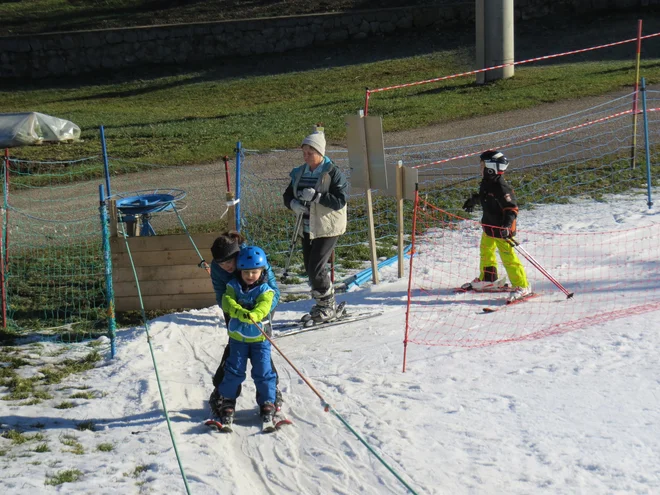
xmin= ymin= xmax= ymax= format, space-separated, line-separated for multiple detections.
xmin=1 ymin=10 xmax=659 ymax=166
xmin=3 ymin=57 xmax=659 ymax=166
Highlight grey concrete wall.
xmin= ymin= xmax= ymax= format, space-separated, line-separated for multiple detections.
xmin=0 ymin=0 xmax=653 ymax=79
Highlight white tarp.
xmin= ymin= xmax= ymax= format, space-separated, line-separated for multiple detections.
xmin=0 ymin=112 xmax=81 ymax=148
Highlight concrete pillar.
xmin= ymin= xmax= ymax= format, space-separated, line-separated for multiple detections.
xmin=476 ymin=0 xmax=514 ymax=84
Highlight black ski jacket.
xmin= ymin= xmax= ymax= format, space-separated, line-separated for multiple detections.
xmin=478 ymin=175 xmax=519 ymax=238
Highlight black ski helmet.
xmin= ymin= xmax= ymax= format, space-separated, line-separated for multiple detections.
xmin=480 ymin=150 xmax=509 ymax=176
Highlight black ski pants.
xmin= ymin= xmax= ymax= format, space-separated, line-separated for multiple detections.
xmin=301 ymin=233 xmax=339 ymax=293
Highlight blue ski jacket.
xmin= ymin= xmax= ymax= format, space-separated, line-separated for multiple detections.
xmin=222 ymin=277 xmax=275 ymax=343
xmin=210 ymin=257 xmax=280 ymax=312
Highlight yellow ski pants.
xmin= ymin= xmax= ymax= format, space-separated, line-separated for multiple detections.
xmin=479 ymin=234 xmax=529 ymax=288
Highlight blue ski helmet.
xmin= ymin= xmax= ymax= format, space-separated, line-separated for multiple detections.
xmin=480 ymin=150 xmax=509 ymax=176
xmin=237 ymin=246 xmax=267 ymax=270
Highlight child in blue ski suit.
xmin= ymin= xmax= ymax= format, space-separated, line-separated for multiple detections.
xmin=208 ymin=232 xmax=281 ymax=414
xmin=216 ymin=245 xmax=279 ymax=418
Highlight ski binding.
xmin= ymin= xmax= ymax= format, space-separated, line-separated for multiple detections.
xmin=262 ymin=415 xmax=293 ymax=433
xmin=204 ymin=417 xmax=233 ymax=433
xmin=274 ymin=308 xmax=383 ymax=338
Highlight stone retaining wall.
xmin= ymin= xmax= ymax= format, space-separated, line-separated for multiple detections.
xmin=0 ymin=0 xmax=652 ymax=79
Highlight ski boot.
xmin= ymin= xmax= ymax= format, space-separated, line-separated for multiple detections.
xmin=209 ymin=389 xmax=224 ymax=417
xmin=256 ymin=387 xmax=284 ymax=412
xmin=301 ymin=287 xmax=337 ymax=326
xmin=507 ymin=286 xmax=533 ymax=303
xmin=260 ymin=402 xmax=277 ymax=433
xmin=275 ymin=389 xmax=284 ymax=412
xmin=218 ymin=398 xmax=236 ymax=432
xmin=461 ymin=266 xmax=508 ymax=292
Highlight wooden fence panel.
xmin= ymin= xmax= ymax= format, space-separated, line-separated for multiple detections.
xmin=111 ymin=233 xmax=220 ymax=311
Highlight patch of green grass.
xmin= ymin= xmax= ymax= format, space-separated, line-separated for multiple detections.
xmin=44 ymin=348 xmax=69 ymax=358
xmin=59 ymin=434 xmax=85 ymax=455
xmin=35 ymin=443 xmax=50 ymax=453
xmin=59 ymin=384 xmax=92 ymax=391
xmin=59 ymin=434 xmax=78 ymax=444
xmin=124 ymin=464 xmax=149 ymax=478
xmin=281 ymin=294 xmax=309 ymax=303
xmin=54 ymin=401 xmax=76 ymax=409
xmin=0 ymin=354 xmax=31 ymax=368
xmin=2 ymin=430 xmax=47 ymax=446
xmin=44 ymin=469 xmax=83 ymax=486
xmin=2 ymin=430 xmax=28 ymax=445
xmin=68 ymin=443 xmax=86 ymax=455
xmin=40 ymin=351 xmax=101 ymax=385
xmin=75 ymin=421 xmax=96 ymax=432
xmin=70 ymin=391 xmax=96 ymax=400
xmin=33 ymin=390 xmax=54 ymax=400
xmin=280 ymin=276 xmax=304 ymax=285
xmin=1 ymin=376 xmax=37 ymax=401
xmin=97 ymin=443 xmax=114 ymax=452
xmin=6 ymin=246 xmax=108 ymax=332
xmin=339 ymin=259 xmax=364 ymax=270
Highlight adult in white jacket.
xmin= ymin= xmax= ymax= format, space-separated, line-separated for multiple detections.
xmin=282 ymin=127 xmax=348 ymax=323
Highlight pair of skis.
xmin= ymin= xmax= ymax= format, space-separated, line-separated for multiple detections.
xmin=205 ymin=411 xmax=292 ymax=434
xmin=455 ymin=284 xmax=539 ymax=313
xmin=272 ymin=302 xmax=383 ymax=338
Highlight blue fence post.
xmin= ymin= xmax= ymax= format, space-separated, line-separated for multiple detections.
xmin=641 ymin=78 xmax=654 ymax=210
xmin=98 ymin=185 xmax=117 ymax=358
xmin=1 ymin=150 xmax=7 ymax=329
xmin=235 ymin=141 xmax=242 ymax=232
xmin=100 ymin=126 xmax=111 ymax=198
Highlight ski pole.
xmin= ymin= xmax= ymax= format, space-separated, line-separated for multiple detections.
xmin=249 ymin=316 xmax=420 ymax=495
xmin=508 ymin=238 xmax=574 ymax=299
xmin=282 ymin=212 xmax=304 ymax=280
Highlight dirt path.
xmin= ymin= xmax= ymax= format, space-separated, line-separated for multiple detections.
xmin=11 ymin=84 xmax=655 ymax=236
xmin=364 ymin=86 xmax=651 ymax=149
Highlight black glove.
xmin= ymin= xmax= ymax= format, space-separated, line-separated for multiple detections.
xmin=462 ymin=193 xmax=479 ymax=213
xmin=501 ymin=227 xmax=513 ymax=239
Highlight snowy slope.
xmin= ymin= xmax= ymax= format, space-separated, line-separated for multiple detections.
xmin=1 ymin=197 xmax=659 ymax=494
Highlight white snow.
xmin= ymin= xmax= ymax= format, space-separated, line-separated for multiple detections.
xmin=1 ymin=196 xmax=659 ymax=494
